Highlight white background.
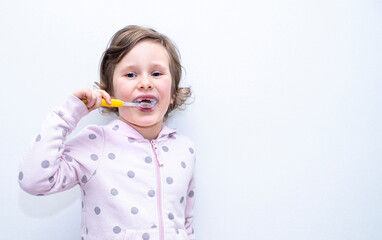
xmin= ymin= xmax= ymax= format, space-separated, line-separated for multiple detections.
xmin=1 ymin=0 xmax=381 ymax=239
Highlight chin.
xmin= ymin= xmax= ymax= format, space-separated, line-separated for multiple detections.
xmin=130 ymin=117 xmax=162 ymax=128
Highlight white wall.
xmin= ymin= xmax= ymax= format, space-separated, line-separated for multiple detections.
xmin=1 ymin=0 xmax=381 ymax=239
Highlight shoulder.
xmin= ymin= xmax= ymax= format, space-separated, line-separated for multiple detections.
xmin=66 ymin=123 xmax=106 ymax=147
xmin=170 ymin=132 xmax=196 ymax=155
xmin=173 ymin=132 xmax=194 ymax=144
xmin=79 ymin=124 xmax=105 ymax=138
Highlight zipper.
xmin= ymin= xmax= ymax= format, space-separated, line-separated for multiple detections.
xmin=150 ymin=140 xmax=164 ymax=240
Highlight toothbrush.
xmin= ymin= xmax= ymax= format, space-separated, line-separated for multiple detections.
xmin=82 ymin=99 xmax=154 ymax=108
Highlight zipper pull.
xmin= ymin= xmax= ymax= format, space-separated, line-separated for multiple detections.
xmin=151 ymin=140 xmax=164 ymax=166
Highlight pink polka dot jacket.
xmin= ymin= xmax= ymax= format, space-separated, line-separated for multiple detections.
xmin=19 ymin=95 xmax=196 ymax=240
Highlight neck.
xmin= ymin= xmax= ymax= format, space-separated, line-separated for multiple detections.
xmin=119 ymin=116 xmax=163 ymax=140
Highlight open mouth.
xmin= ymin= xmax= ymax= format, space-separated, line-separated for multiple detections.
xmin=133 ymin=97 xmax=158 ymax=108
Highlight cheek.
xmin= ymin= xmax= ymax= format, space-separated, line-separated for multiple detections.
xmin=113 ymin=82 xmax=134 ymax=100
xmin=166 ymin=79 xmax=174 ymax=100
xmin=163 ymin=83 xmax=173 ymax=104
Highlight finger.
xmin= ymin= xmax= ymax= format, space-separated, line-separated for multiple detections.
xmin=99 ymin=90 xmax=112 ymax=105
xmin=94 ymin=93 xmax=103 ymax=109
xmin=80 ymin=89 xmax=94 ymax=109
xmin=89 ymin=90 xmax=106 ymax=111
xmin=74 ymin=88 xmax=91 ymax=102
xmin=86 ymin=90 xmax=98 ymax=110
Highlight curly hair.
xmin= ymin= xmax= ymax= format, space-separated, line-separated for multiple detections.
xmin=96 ymin=25 xmax=191 ymax=121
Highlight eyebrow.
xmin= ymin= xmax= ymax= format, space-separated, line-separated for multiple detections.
xmin=149 ymin=62 xmax=168 ymax=70
xmin=119 ymin=64 xmax=137 ymax=72
xmin=119 ymin=63 xmax=168 ymax=72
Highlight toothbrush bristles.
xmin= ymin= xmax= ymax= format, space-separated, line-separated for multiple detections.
xmin=139 ymin=102 xmax=152 ymax=108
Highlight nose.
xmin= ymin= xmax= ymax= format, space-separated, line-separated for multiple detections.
xmin=137 ymin=75 xmax=153 ymax=90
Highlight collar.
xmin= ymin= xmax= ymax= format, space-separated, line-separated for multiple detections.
xmin=107 ymin=119 xmax=176 ymax=141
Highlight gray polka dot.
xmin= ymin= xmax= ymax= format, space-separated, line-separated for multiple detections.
xmin=188 ymin=190 xmax=195 ymax=198
xmin=90 ymin=154 xmax=99 ymax=161
xmin=162 ymin=146 xmax=169 ymax=152
xmin=127 ymin=171 xmax=135 ymax=178
xmin=65 ymin=155 xmax=72 ymax=162
xmin=113 ymin=226 xmax=121 ymax=234
xmin=58 ymin=110 xmax=65 ymax=117
xmin=108 ymin=153 xmax=115 ymax=160
xmin=166 ymin=177 xmax=173 ymax=184
xmin=94 ymin=207 xmax=101 ymax=215
xmin=35 ymin=134 xmax=41 ymax=142
xmin=145 ymin=156 xmax=152 ymax=164
xmin=64 ymin=149 xmax=70 ymax=153
xmin=41 ymin=160 xmax=50 ymax=168
xmin=181 ymin=161 xmax=186 ymax=168
xmin=180 ymin=196 xmax=184 ymax=204
xmin=131 ymin=207 xmax=139 ymax=214
xmin=49 ymin=176 xmax=55 ymax=183
xmin=151 ymin=224 xmax=157 ymax=228
xmin=62 ymin=129 xmax=68 ymax=137
xmin=175 ymin=228 xmax=179 ymax=234
xmin=128 ymin=137 xmax=135 ymax=143
xmin=112 ymin=125 xmax=119 ymax=131
xmin=18 ymin=171 xmax=23 ymax=181
xmin=63 ymin=176 xmax=67 ymax=184
xmin=111 ymin=188 xmax=118 ymax=196
xmin=189 ymin=147 xmax=194 ymax=154
xmin=86 ymin=227 xmax=88 ymax=234
xmin=170 ymin=135 xmax=176 ymax=139
xmin=168 ymin=212 xmax=174 ymax=220
xmin=142 ymin=233 xmax=150 ymax=240
xmin=83 ymin=190 xmax=86 ymax=196
xmin=89 ymin=134 xmax=97 ymax=140
xmin=81 ymin=175 xmax=88 ymax=184
xmin=148 ymin=190 xmax=155 ymax=197
xmin=61 ymin=184 xmax=66 ymax=188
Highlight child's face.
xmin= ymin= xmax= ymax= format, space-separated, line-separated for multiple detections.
xmin=112 ymin=40 xmax=173 ymax=134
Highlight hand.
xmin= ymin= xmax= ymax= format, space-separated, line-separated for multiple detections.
xmin=73 ymin=88 xmax=112 ymax=112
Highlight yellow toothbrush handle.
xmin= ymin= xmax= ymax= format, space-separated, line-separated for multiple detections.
xmin=82 ymin=99 xmax=124 ymax=107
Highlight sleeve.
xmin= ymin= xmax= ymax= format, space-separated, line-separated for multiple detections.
xmin=18 ymin=95 xmax=104 ymax=196
xmin=185 ymin=143 xmax=196 ymax=239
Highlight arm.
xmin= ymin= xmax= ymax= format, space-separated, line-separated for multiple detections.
xmin=185 ymin=150 xmax=196 ymax=239
xmin=19 ymin=89 xmax=111 ymax=195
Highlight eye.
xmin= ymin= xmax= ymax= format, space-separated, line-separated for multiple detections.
xmin=125 ymin=73 xmax=137 ymax=78
xmin=152 ymin=72 xmax=162 ymax=77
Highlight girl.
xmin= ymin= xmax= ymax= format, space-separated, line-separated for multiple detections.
xmin=19 ymin=25 xmax=196 ymax=240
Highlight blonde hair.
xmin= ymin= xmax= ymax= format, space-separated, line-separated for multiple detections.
xmin=96 ymin=25 xmax=191 ymax=120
